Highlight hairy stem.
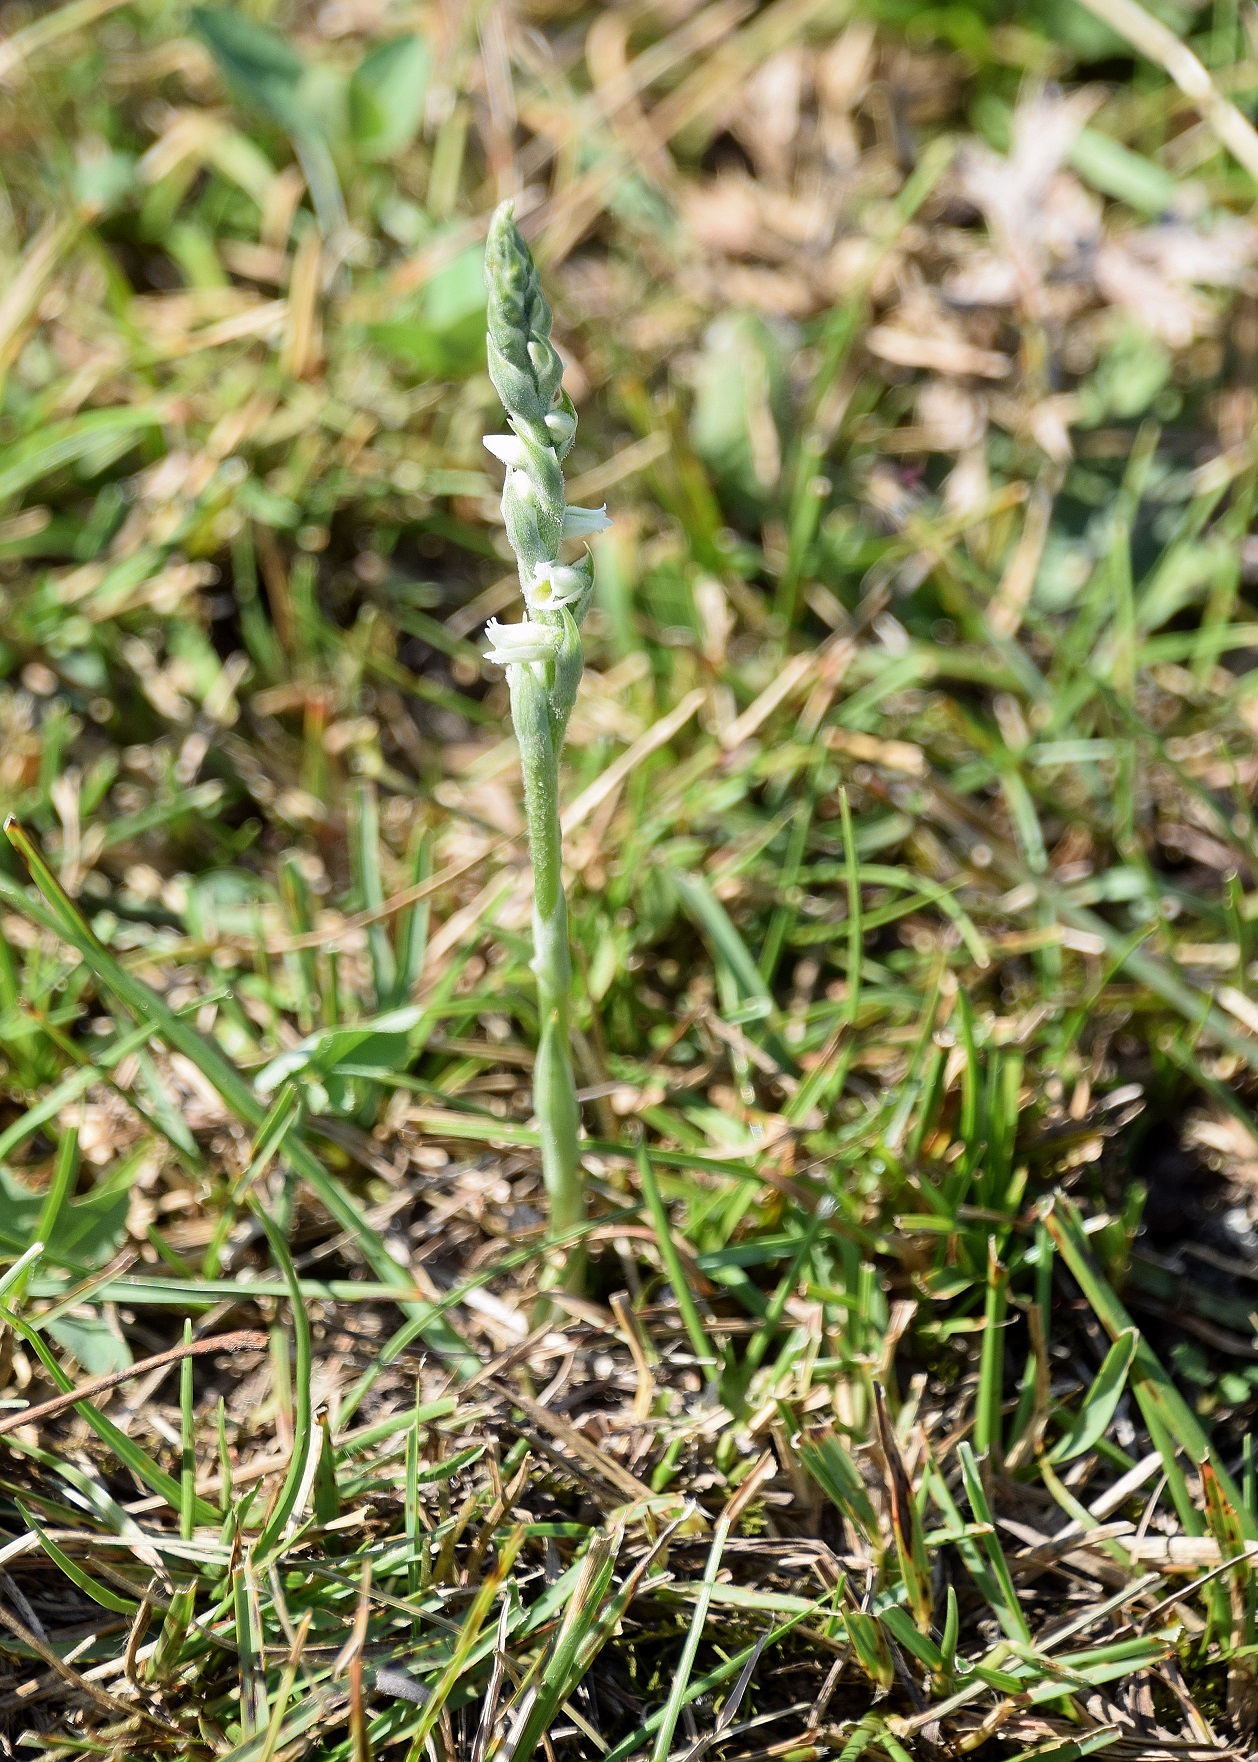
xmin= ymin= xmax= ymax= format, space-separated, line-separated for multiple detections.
xmin=510 ymin=662 xmax=583 ymax=1285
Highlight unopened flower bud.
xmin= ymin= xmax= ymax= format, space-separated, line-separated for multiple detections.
xmin=544 ymin=404 xmax=577 ymax=454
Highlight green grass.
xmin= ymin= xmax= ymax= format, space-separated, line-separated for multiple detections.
xmin=0 ymin=0 xmax=1256 ymax=1755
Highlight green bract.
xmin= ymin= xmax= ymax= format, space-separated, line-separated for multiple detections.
xmin=483 ymin=202 xmax=608 ymax=1287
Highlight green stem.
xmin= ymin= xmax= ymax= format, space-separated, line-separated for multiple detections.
xmin=511 ymin=663 xmax=583 ymax=1286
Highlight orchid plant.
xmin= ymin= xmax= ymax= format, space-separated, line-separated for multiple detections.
xmin=483 ymin=202 xmax=608 ymax=1286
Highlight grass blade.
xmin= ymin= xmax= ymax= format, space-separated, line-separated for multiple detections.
xmin=2 ymin=820 xmax=477 ymax=1374
xmin=252 ymin=1202 xmax=314 ymax=1555
xmin=1047 ymin=1328 xmax=1138 ymax=1464
xmin=1044 ymin=1195 xmax=1253 ymax=1530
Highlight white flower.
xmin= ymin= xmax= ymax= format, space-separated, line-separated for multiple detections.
xmin=484 ymin=618 xmax=557 ymax=668
xmin=525 ymin=562 xmax=588 ymax=611
xmin=562 ymin=504 xmax=611 ymax=538
xmin=505 ymin=466 xmax=536 ymax=504
xmin=483 ymin=433 xmax=530 ymax=468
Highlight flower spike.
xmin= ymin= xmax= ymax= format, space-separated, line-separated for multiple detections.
xmin=482 ymin=200 xmax=611 ymax=1294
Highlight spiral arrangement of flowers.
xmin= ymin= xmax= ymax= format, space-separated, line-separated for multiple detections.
xmin=483 ymin=202 xmax=609 ymax=1286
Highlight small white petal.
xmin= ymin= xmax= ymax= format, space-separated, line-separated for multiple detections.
xmin=507 ymin=469 xmax=536 ymax=502
xmin=562 ymin=504 xmax=611 ymax=538
xmin=484 ymin=618 xmax=557 ymax=667
xmin=484 ymin=433 xmax=530 ymax=467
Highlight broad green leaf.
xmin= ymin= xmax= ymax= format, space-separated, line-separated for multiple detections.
xmin=349 ymin=35 xmax=428 ymax=160
xmin=254 ymin=1004 xmax=425 ymax=1093
xmin=0 ymin=1159 xmax=132 ymax=1274
xmin=190 ymin=7 xmax=307 ymax=132
xmin=690 ymin=312 xmax=790 ymax=508
xmin=47 ymin=1313 xmax=131 ymax=1375
xmin=370 ymin=247 xmax=488 ymax=378
xmin=190 ymin=5 xmax=345 ymax=236
xmin=1068 ymin=128 xmax=1179 ymax=215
